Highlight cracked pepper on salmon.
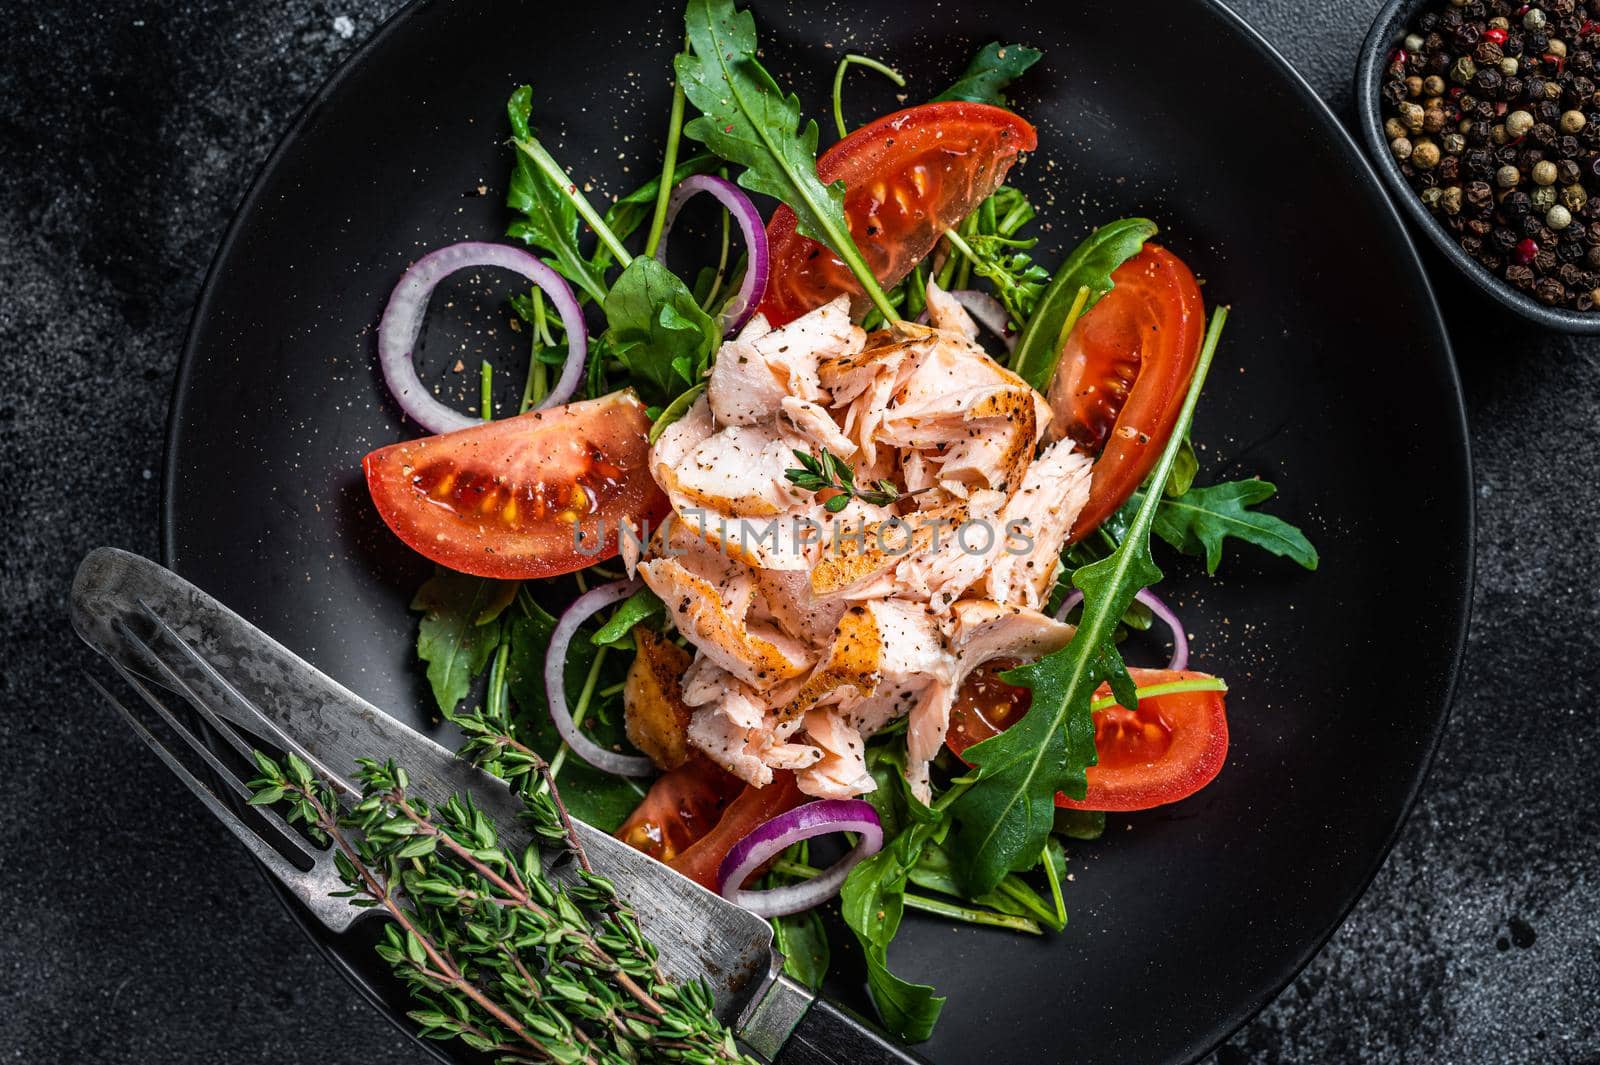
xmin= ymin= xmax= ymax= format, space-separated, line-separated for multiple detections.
xmin=624 ymin=281 xmax=1094 ymax=803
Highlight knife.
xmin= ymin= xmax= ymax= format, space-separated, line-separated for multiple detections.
xmin=70 ymin=547 xmax=924 ymax=1065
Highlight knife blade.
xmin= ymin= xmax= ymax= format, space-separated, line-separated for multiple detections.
xmin=71 ymin=548 xmax=922 ymax=1064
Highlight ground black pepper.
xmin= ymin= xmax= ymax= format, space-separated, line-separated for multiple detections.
xmin=1383 ymin=0 xmax=1600 ymax=309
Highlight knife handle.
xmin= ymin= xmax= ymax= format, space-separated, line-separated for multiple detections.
xmin=773 ymin=995 xmax=927 ymax=1065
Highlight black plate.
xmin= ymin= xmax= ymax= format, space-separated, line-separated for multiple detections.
xmin=162 ymin=1 xmax=1473 ymax=1062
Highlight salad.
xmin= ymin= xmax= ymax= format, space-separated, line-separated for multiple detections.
xmin=360 ymin=0 xmax=1318 ymax=1044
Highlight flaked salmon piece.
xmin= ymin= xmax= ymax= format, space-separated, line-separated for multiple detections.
xmin=947 ymin=599 xmax=1075 ymax=681
xmin=709 ymin=295 xmax=859 ymax=424
xmin=736 ymin=312 xmax=772 ymax=342
xmin=821 ymin=330 xmax=934 ymax=469
xmin=623 ymin=628 xmax=694 ymax=770
xmin=667 ymin=422 xmax=809 ymax=518
xmin=983 ymin=439 xmax=1094 ymax=609
xmin=651 ymin=393 xmax=716 ymax=483
xmin=892 ymin=490 xmax=1009 ymax=611
xmin=778 ymin=396 xmax=857 ymax=459
xmin=926 ymin=280 xmax=980 ymax=340
xmin=638 ymin=552 xmax=812 ymax=689
xmin=753 ymin=566 xmax=849 ymax=645
xmin=796 ymin=707 xmax=876 ymax=798
xmin=778 ymin=603 xmax=883 ymax=725
xmin=903 ymin=680 xmax=956 ymax=802
xmin=688 ymin=688 xmax=775 ymax=786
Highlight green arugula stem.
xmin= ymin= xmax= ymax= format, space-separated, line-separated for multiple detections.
xmin=598 ymin=680 xmax=627 ymax=698
xmin=549 ymin=643 xmax=610 ymax=780
xmin=514 ymin=136 xmax=634 ymax=269
xmin=479 ymin=360 xmax=493 ymax=421
xmin=770 ymin=858 xmax=1041 ymax=934
xmin=644 ymin=49 xmax=690 ymax=259
xmin=1054 ymin=284 xmax=1092 ymax=354
xmin=1041 ymin=842 xmax=1066 ymax=930
xmin=1088 ymin=676 xmax=1228 ymax=714
xmin=831 ymin=53 xmax=906 ymax=139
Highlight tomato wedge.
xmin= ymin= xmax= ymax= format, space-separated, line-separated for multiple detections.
xmin=946 ymin=665 xmax=1228 ymax=812
xmin=362 ymin=390 xmax=667 ymax=579
xmin=758 ymin=102 xmax=1037 ymax=326
xmin=618 ymin=765 xmax=807 ymax=891
xmin=1048 ymin=246 xmax=1206 ymax=542
xmin=616 ymin=758 xmax=745 ymax=865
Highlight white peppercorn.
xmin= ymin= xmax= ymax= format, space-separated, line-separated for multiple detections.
xmin=1547 ymin=204 xmax=1573 ymax=229
xmin=1412 ymin=140 xmax=1441 ymax=168
xmin=1404 ymin=33 xmax=1425 ymax=51
xmin=1524 ymin=8 xmax=1547 ymax=30
xmin=1391 ymin=136 xmax=1414 ymax=161
xmin=1561 ymin=109 xmax=1587 ymax=133
xmin=1497 ymin=164 xmax=1522 ymax=187
xmin=1501 ymin=57 xmax=1520 ymax=76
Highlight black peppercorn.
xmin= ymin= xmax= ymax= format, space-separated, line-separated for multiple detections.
xmin=1462 ymin=235 xmax=1485 ymax=255
xmin=1523 ymin=213 xmax=1548 ymax=237
xmin=1506 ymin=263 xmax=1537 ymax=287
xmin=1492 ymin=225 xmax=1519 ymax=250
xmin=1419 ymin=11 xmax=1440 ymax=32
xmin=1442 ymin=8 xmax=1463 ymax=30
xmin=1528 ymin=30 xmax=1550 ymax=53
xmin=1476 ymin=67 xmax=1505 ymax=92
xmin=1465 ymin=147 xmax=1495 ymax=175
xmin=1534 ymin=120 xmax=1560 ymax=144
xmin=1505 ymin=188 xmax=1534 ymax=214
xmin=1559 ymin=157 xmax=1584 ymax=183
xmin=1505 ymin=30 xmax=1525 ymax=56
xmin=1476 ymin=39 xmax=1505 ymax=64
xmin=1535 ymin=277 xmax=1566 ymax=302
xmin=1559 ymin=134 xmax=1583 ymax=158
xmin=1527 ymin=76 xmax=1549 ymax=99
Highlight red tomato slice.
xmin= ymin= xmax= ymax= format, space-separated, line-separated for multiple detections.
xmin=1047 ymin=246 xmax=1206 ymax=542
xmin=758 ymin=102 xmax=1038 ymax=326
xmin=618 ymin=765 xmax=807 ymax=891
xmin=615 ymin=758 xmax=745 ymax=865
xmin=362 ymin=390 xmax=667 ymax=579
xmin=946 ymin=665 xmax=1228 ymax=812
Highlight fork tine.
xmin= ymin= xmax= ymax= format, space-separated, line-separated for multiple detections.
xmin=87 ymin=672 xmax=317 ymax=890
xmin=125 ymin=602 xmax=350 ymax=796
xmin=114 ymin=619 xmax=260 ymax=770
xmin=102 ymin=656 xmax=319 ymax=867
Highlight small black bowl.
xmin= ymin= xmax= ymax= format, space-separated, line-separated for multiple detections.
xmin=1357 ymin=0 xmax=1600 ymax=333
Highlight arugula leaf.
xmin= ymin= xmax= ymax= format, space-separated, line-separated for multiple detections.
xmin=838 ymin=747 xmax=946 ymax=1041
xmin=1165 ymin=436 xmax=1198 ymax=497
xmin=602 ymin=256 xmax=718 ymax=402
xmin=649 ymin=382 xmax=706 ymax=443
xmin=1140 ymin=478 xmax=1319 ymax=574
xmin=771 ymin=907 xmax=830 ymax=991
xmin=1053 ymin=807 xmax=1106 ymax=841
xmin=590 ymin=586 xmax=665 ymax=647
xmin=676 ymin=0 xmax=897 ymax=323
xmin=504 ymin=86 xmax=611 ymax=304
xmin=933 ymin=42 xmax=1042 ymax=106
xmin=1010 ymin=217 xmax=1157 ymax=393
xmin=411 ymin=569 xmax=516 ymax=714
xmin=950 ymin=307 xmax=1229 ymax=894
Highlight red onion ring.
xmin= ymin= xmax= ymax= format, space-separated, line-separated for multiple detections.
xmin=654 ymin=175 xmax=769 ymax=336
xmin=716 ymin=799 xmax=883 ymax=917
xmin=1054 ymin=587 xmax=1189 ymax=671
xmin=378 ymin=242 xmax=588 ymax=433
xmin=545 ymin=578 xmax=654 ymax=777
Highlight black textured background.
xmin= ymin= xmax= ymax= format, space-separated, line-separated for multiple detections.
xmin=2 ymin=1 xmax=1596 ymax=1063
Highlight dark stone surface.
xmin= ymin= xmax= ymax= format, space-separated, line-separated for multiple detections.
xmin=0 ymin=1 xmax=1594 ymax=1062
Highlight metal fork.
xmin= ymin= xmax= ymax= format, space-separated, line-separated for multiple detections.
xmin=86 ymin=603 xmax=365 ymax=933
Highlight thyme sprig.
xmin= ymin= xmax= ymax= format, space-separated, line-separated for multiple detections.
xmin=784 ymin=447 xmax=927 ymax=513
xmin=248 ymin=752 xmax=752 ymax=1065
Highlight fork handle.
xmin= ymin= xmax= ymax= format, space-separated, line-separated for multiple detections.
xmin=772 ymin=996 xmax=925 ymax=1065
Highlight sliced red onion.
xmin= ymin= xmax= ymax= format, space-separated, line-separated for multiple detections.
xmin=545 ymin=578 xmax=654 ymax=777
xmin=378 ymin=242 xmax=588 ymax=433
xmin=654 ymin=175 xmax=769 ymax=336
xmin=950 ymin=289 xmax=1017 ymax=352
xmin=717 ymin=799 xmax=883 ymax=917
xmin=1053 ymin=587 xmax=1189 ymax=672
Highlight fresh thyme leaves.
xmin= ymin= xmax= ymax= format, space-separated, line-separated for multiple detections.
xmin=505 ymin=86 xmax=612 ymax=305
xmin=677 ymin=0 xmax=899 ymax=324
xmin=949 ymin=307 xmax=1230 ymax=895
xmin=933 ymin=42 xmax=1043 ymax=107
xmin=248 ymin=753 xmax=750 ymax=1064
xmin=784 ymin=447 xmax=921 ymax=512
xmin=1010 ymin=217 xmax=1157 ymax=393
xmin=412 ymin=569 xmax=517 ymax=715
xmin=1142 ymin=478 xmax=1319 ymax=574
